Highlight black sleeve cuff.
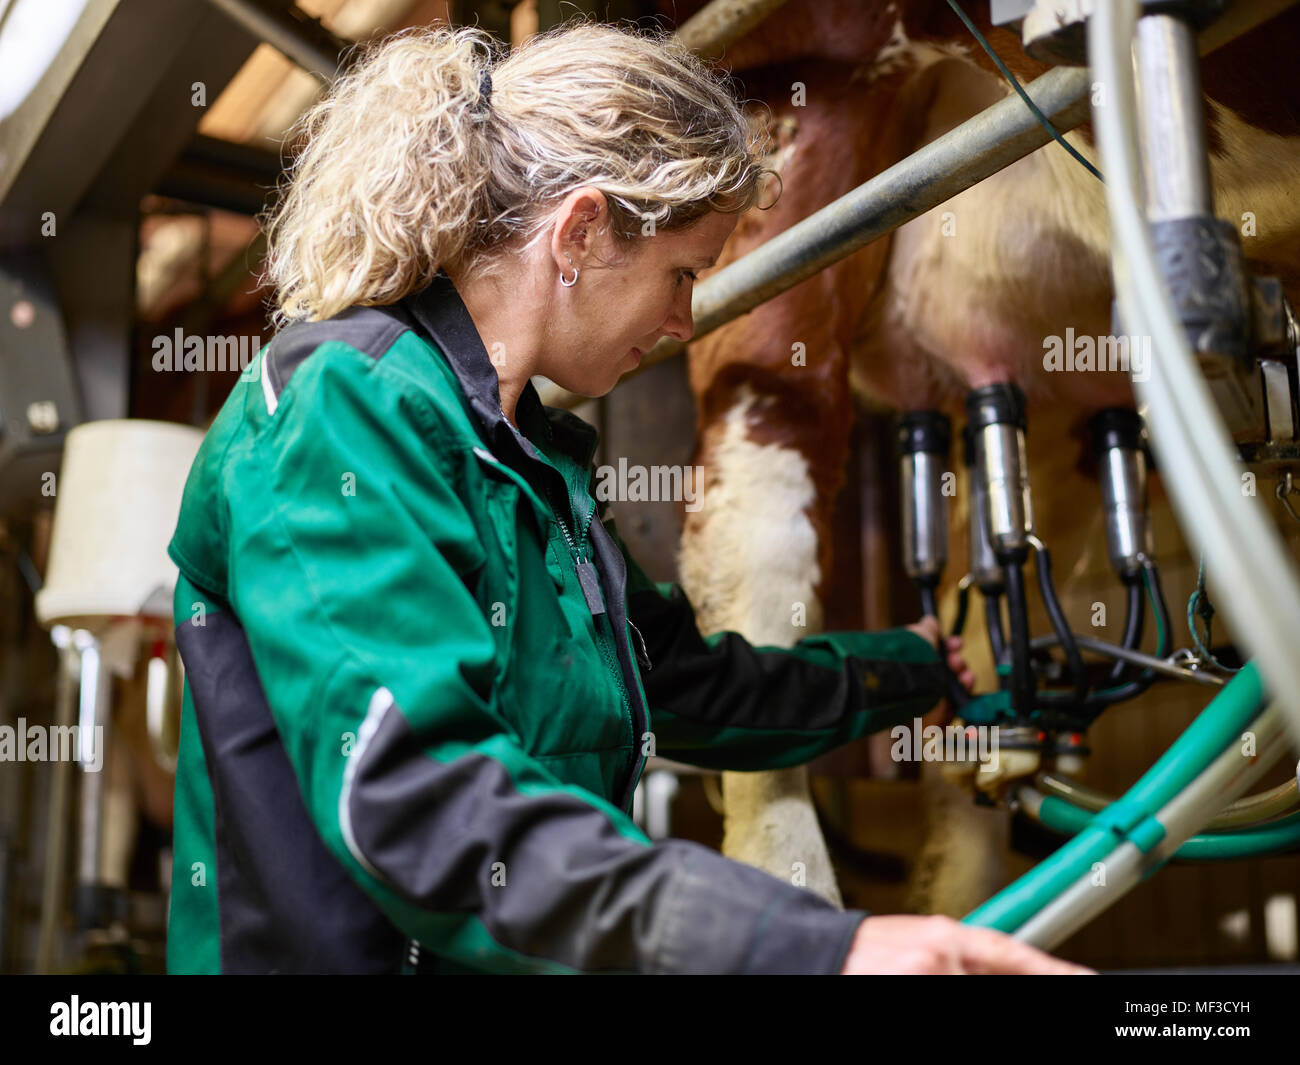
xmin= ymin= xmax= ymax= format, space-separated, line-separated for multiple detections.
xmin=649 ymin=842 xmax=868 ymax=974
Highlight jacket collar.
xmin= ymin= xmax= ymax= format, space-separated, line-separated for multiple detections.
xmin=403 ymin=271 xmax=599 ymax=471
xmin=403 ymin=274 xmax=647 ymax=811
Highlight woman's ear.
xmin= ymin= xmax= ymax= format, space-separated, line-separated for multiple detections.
xmin=550 ymin=187 xmax=608 ymax=272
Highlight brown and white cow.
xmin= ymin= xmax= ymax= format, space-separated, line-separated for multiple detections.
xmin=660 ymin=0 xmax=1300 ymax=913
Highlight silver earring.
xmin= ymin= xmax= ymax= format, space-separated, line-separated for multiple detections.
xmin=560 ymin=262 xmax=579 ymax=287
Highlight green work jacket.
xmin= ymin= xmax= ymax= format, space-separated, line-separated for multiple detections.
xmin=165 ymin=271 xmax=945 ymax=974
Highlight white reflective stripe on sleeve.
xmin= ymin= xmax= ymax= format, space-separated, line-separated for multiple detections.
xmin=339 ymin=685 xmax=396 ymax=881
xmin=260 ymin=349 xmax=279 ymax=415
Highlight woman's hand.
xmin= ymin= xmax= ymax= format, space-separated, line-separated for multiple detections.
xmin=905 ymin=615 xmax=976 ymax=692
xmin=840 ymin=914 xmax=1095 ymax=974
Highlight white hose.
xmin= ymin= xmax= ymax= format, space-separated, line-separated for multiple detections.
xmin=1088 ymin=0 xmax=1300 ymax=746
xmin=1016 ymin=703 xmax=1290 ymax=949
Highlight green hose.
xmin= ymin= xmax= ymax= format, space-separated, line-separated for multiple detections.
xmin=1036 ymin=794 xmax=1300 ymax=860
xmin=964 ymin=661 xmax=1266 ymax=932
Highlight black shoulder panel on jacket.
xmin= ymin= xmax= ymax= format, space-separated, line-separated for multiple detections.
xmin=264 ymin=303 xmax=413 ymax=402
xmin=176 ymin=609 xmax=407 ymax=973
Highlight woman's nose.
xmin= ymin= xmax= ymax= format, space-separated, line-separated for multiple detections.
xmin=662 ymin=288 xmax=695 ymax=343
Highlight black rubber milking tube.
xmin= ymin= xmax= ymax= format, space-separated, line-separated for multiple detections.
xmin=916 ymin=579 xmax=970 ymax=709
xmin=951 ymin=581 xmax=971 ymax=637
xmin=1148 ymin=562 xmax=1173 ymax=659
xmin=1033 ymin=543 xmax=1090 ymax=706
xmin=918 ymin=581 xmax=939 ymax=619
xmin=985 ymin=592 xmax=1008 ymax=670
xmin=1108 ymin=575 xmax=1146 ymax=684
xmin=1077 ymin=563 xmax=1170 ymax=718
xmin=1000 ymin=558 xmax=1036 ymax=717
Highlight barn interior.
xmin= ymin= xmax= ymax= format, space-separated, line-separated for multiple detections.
xmin=1 ymin=0 xmax=1298 ymax=976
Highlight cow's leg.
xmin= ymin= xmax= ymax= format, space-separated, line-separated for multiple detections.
xmin=677 ymin=58 xmax=933 ymax=906
xmin=681 ymin=369 xmax=857 ymax=904
xmin=681 ymin=372 xmax=853 ymax=902
xmin=723 ymin=767 xmax=837 ymax=901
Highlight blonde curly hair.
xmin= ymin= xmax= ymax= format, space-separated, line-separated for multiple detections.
xmin=264 ymin=18 xmax=778 ymax=326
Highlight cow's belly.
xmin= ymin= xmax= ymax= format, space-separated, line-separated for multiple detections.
xmin=850 ymin=57 xmax=1119 ymax=418
xmin=852 ymin=63 xmax=1300 ymax=422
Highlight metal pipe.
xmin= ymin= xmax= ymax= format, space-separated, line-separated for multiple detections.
xmin=966 ymin=383 xmax=1034 ymax=713
xmin=74 ymin=632 xmax=112 ymax=931
xmin=1134 ymin=14 xmax=1214 ymax=222
xmin=1102 ymin=450 xmax=1149 ymax=567
xmin=902 ymin=450 xmax=948 ymax=582
xmin=666 ymin=65 xmax=1090 ymax=346
xmin=1089 ymin=408 xmax=1152 ymax=578
xmin=964 ymin=427 xmax=1003 ymax=592
xmin=205 ymin=0 xmax=344 ymax=82
xmin=36 ymin=630 xmax=78 ymax=972
xmin=675 ymin=0 xmax=793 ymax=60
xmin=1031 ymin=630 xmax=1223 ymax=688
xmin=980 ymin=424 xmax=1035 ymax=553
xmin=900 ymin=412 xmax=974 ymax=710
xmin=898 ymin=411 xmax=951 ymax=583
xmin=967 ymin=384 xmax=1033 ymax=556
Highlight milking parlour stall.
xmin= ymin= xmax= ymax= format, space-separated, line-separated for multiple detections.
xmin=0 ymin=0 xmax=1297 ymax=1047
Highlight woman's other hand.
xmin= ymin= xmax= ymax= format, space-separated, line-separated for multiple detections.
xmin=905 ymin=615 xmax=976 ymax=692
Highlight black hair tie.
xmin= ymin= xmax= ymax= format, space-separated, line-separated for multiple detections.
xmin=477 ymin=69 xmax=493 ymax=112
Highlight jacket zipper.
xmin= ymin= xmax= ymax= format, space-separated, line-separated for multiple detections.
xmin=546 ymin=479 xmax=595 ymax=574
xmin=543 ymin=478 xmax=635 ymax=721
xmin=529 ymin=410 xmax=651 ymax=806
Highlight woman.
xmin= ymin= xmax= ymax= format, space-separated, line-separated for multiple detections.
xmin=166 ymin=20 xmax=1086 ymax=975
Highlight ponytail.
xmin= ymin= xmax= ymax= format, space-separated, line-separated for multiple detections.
xmin=265 ymin=26 xmax=499 ymax=326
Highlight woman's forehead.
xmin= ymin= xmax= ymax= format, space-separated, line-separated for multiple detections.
xmin=651 ymin=211 xmax=738 ymax=260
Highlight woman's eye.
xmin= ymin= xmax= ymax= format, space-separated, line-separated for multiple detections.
xmin=677 ymin=270 xmax=698 ymax=286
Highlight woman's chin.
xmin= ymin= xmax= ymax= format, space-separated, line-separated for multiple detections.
xmin=539 ymin=376 xmax=605 ymax=402
xmin=539 ymin=360 xmax=631 ymax=400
